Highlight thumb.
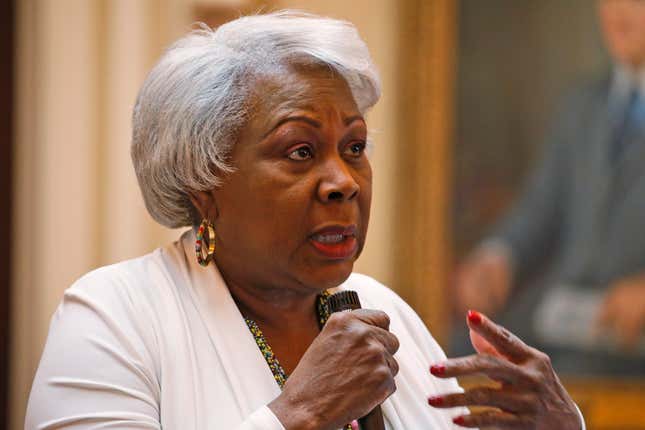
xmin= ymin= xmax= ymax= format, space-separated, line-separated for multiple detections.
xmin=469 ymin=329 xmax=503 ymax=358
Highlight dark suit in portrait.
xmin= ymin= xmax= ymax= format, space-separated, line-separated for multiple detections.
xmin=480 ymin=68 xmax=645 ymax=375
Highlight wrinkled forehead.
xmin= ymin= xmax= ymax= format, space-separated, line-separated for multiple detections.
xmin=247 ymin=62 xmax=361 ymax=131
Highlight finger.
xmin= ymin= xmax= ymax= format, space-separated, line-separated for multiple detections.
xmin=466 ymin=310 xmax=532 ymax=362
xmin=616 ymin=310 xmax=644 ymax=350
xmin=430 ymin=354 xmax=536 ymax=386
xmin=329 ymin=312 xmax=399 ymax=355
xmin=428 ymin=387 xmax=536 ymax=413
xmin=452 ymin=410 xmax=527 ymax=428
xmin=324 ymin=309 xmax=390 ymax=334
xmin=384 ymin=352 xmax=400 ymax=377
xmin=594 ymin=301 xmax=613 ymax=338
xmin=469 ymin=329 xmax=503 ymax=358
xmin=596 ymin=294 xmax=617 ymax=330
xmin=368 ymin=326 xmax=400 ymax=355
xmin=351 ymin=309 xmax=391 ymax=330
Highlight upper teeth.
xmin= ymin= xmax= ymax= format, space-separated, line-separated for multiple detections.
xmin=314 ymin=234 xmax=345 ymax=243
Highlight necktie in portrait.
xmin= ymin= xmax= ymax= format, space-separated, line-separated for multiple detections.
xmin=611 ymin=89 xmax=645 ymax=163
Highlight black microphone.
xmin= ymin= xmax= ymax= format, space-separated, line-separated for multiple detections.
xmin=327 ymin=291 xmax=386 ymax=430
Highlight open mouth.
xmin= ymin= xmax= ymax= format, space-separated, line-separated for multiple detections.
xmin=312 ymin=233 xmax=349 ymax=244
xmin=309 ymin=225 xmax=358 ymax=260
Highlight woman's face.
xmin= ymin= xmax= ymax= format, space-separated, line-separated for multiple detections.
xmin=210 ymin=66 xmax=372 ymax=294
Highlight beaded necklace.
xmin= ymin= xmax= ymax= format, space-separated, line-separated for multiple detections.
xmin=243 ymin=290 xmax=353 ymax=430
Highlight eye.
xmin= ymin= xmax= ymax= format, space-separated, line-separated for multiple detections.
xmin=344 ymin=141 xmax=367 ymax=158
xmin=287 ymin=145 xmax=313 ymax=161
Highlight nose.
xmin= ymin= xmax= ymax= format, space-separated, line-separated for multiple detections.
xmin=317 ymin=156 xmax=360 ymax=203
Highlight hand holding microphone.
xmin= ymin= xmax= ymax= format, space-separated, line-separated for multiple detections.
xmin=327 ymin=291 xmax=386 ymax=430
xmin=269 ymin=291 xmax=399 ymax=430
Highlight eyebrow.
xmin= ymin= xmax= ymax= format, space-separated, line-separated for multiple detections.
xmin=262 ymin=114 xmax=365 ymax=138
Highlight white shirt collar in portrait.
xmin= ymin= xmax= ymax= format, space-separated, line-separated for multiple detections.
xmin=611 ymin=62 xmax=645 ymax=102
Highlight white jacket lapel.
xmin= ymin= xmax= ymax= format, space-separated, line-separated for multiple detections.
xmin=178 ymin=230 xmax=282 ymax=418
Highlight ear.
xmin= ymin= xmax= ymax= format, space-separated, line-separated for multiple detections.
xmin=189 ymin=190 xmax=219 ymax=221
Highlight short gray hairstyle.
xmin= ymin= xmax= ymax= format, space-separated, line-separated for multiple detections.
xmin=131 ymin=10 xmax=381 ymax=228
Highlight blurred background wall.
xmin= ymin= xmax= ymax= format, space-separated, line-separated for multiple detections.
xmin=4 ymin=0 xmax=644 ymax=429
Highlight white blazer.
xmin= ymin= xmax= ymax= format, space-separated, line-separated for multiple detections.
xmin=26 ymin=230 xmax=467 ymax=429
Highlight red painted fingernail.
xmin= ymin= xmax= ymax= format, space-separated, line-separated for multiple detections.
xmin=453 ymin=416 xmax=466 ymax=425
xmin=467 ymin=309 xmax=482 ymax=325
xmin=427 ymin=396 xmax=444 ymax=406
xmin=430 ymin=364 xmax=445 ymax=376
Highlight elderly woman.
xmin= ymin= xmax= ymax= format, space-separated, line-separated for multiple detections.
xmin=26 ymin=11 xmax=584 ymax=430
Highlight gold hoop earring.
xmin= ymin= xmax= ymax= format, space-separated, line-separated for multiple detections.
xmin=195 ymin=219 xmax=215 ymax=266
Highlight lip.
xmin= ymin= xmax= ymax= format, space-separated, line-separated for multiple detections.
xmin=310 ymin=224 xmax=357 ymax=237
xmin=309 ymin=224 xmax=359 ymax=260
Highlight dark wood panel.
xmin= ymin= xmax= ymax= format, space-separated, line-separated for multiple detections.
xmin=0 ymin=0 xmax=15 ymax=427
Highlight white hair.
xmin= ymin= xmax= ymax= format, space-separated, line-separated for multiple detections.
xmin=131 ymin=10 xmax=381 ymax=228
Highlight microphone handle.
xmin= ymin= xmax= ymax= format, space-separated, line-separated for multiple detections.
xmin=327 ymin=291 xmax=386 ymax=430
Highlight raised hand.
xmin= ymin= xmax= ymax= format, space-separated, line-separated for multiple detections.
xmin=454 ymin=248 xmax=513 ymax=316
xmin=598 ymin=274 xmax=645 ymax=350
xmin=428 ymin=311 xmax=581 ymax=429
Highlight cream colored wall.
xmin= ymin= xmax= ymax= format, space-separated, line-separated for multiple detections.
xmin=10 ymin=1 xmax=191 ymax=427
xmin=12 ymin=2 xmax=101 ymax=427
xmin=11 ymin=1 xmax=401 ymax=427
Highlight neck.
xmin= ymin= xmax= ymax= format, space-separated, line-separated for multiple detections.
xmin=223 ymin=273 xmax=321 ymax=331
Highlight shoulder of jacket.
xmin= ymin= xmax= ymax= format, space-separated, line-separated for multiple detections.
xmin=65 ymin=249 xmax=168 ymax=307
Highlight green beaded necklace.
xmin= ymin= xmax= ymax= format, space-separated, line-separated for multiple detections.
xmin=243 ymin=290 xmax=354 ymax=430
